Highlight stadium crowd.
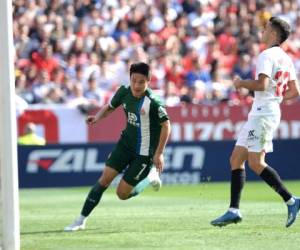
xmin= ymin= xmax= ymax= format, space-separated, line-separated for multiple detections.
xmin=13 ymin=0 xmax=300 ymax=109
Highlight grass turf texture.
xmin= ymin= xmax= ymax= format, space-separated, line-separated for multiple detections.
xmin=20 ymin=181 xmax=300 ymax=250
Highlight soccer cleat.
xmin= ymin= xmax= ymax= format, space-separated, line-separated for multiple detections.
xmin=148 ymin=167 xmax=162 ymax=191
xmin=64 ymin=218 xmax=86 ymax=232
xmin=211 ymin=210 xmax=242 ymax=227
xmin=286 ymin=197 xmax=300 ymax=228
xmin=150 ymin=178 xmax=162 ymax=191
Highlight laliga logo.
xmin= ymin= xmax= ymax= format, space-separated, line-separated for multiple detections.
xmin=26 ymin=148 xmax=105 ymax=173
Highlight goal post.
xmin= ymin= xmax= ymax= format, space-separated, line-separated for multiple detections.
xmin=0 ymin=0 xmax=21 ymax=249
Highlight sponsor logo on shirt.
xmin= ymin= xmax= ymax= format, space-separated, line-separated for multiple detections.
xmin=128 ymin=112 xmax=139 ymax=127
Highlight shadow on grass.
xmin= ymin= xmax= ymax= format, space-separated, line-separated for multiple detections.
xmin=21 ymin=228 xmax=120 ymax=235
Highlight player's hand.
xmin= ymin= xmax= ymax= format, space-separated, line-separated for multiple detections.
xmin=86 ymin=115 xmax=97 ymax=125
xmin=233 ymin=75 xmax=242 ymax=90
xmin=153 ymin=152 xmax=164 ymax=174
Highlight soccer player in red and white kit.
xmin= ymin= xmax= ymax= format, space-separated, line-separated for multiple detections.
xmin=211 ymin=17 xmax=300 ymax=227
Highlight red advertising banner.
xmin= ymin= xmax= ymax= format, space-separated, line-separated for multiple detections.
xmin=88 ymin=108 xmax=125 ymax=143
xmin=88 ymin=103 xmax=300 ymax=142
xmin=17 ymin=103 xmax=300 ymax=144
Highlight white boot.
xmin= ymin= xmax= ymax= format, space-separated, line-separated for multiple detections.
xmin=147 ymin=167 xmax=162 ymax=191
xmin=64 ymin=216 xmax=86 ymax=232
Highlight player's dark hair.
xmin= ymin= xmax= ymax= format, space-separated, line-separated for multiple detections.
xmin=130 ymin=62 xmax=150 ymax=79
xmin=269 ymin=17 xmax=291 ymax=44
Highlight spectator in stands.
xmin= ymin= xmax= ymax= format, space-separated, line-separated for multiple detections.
xmin=165 ymin=81 xmax=181 ymax=107
xmin=43 ymin=86 xmax=65 ymax=104
xmin=18 ymin=122 xmax=46 ymax=145
xmin=31 ymin=42 xmax=59 ymax=77
xmin=233 ymin=54 xmax=253 ymax=80
xmin=185 ymin=58 xmax=212 ymax=88
xmin=12 ymin=0 xmax=300 ymax=106
xmin=66 ymin=82 xmax=90 ymax=108
xmin=15 ymin=94 xmax=28 ymax=116
xmin=84 ymin=76 xmax=105 ymax=107
xmin=31 ymin=70 xmax=54 ymax=103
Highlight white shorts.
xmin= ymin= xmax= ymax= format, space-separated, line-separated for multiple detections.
xmin=236 ymin=115 xmax=280 ymax=153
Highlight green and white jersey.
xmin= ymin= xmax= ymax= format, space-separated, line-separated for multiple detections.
xmin=109 ymin=85 xmax=169 ymax=156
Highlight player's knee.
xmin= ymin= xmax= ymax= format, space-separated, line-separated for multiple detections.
xmin=229 ymin=154 xmax=235 ymax=167
xmin=99 ymin=177 xmax=111 ymax=187
xmin=248 ymin=158 xmax=264 ymax=174
xmin=116 ymin=189 xmax=130 ymax=200
xmin=230 ymin=154 xmax=241 ymax=169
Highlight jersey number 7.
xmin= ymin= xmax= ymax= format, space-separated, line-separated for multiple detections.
xmin=274 ymin=70 xmax=290 ymax=96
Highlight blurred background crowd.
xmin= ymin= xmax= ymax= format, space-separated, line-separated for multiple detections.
xmin=13 ymin=0 xmax=300 ymax=110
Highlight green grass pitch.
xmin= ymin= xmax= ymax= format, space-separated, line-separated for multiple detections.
xmin=20 ymin=181 xmax=300 ymax=250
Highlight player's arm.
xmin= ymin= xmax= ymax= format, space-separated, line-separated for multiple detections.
xmin=283 ymin=80 xmax=300 ymax=101
xmin=233 ymin=74 xmax=269 ymax=91
xmin=86 ymin=104 xmax=115 ymax=125
xmin=87 ymin=85 xmax=126 ymax=125
xmin=153 ymin=120 xmax=171 ymax=173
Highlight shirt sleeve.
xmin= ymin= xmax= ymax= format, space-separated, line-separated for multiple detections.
xmin=109 ymin=86 xmax=126 ymax=109
xmin=256 ymin=52 xmax=273 ymax=79
xmin=152 ymin=100 xmax=169 ymax=124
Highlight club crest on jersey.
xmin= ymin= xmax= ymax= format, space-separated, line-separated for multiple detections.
xmin=140 ymin=108 xmax=145 ymax=115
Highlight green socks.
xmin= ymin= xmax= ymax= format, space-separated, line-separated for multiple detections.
xmin=81 ymin=178 xmax=151 ymax=215
xmin=81 ymin=182 xmax=107 ymax=217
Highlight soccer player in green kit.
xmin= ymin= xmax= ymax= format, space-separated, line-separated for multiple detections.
xmin=65 ymin=62 xmax=171 ymax=231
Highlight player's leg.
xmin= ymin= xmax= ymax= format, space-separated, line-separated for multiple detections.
xmin=211 ymin=145 xmax=247 ymax=227
xmin=211 ymin=120 xmax=249 ymax=227
xmin=64 ymin=166 xmax=119 ymax=231
xmin=229 ymin=146 xmax=248 ymax=210
xmin=116 ymin=179 xmax=135 ymax=200
xmin=247 ymin=115 xmax=300 ymax=227
xmin=130 ymin=166 xmax=162 ymax=196
xmin=80 ymin=166 xmax=118 ymax=217
xmin=64 ymin=142 xmax=132 ymax=231
xmin=116 ymin=167 xmax=161 ymax=199
xmin=116 ymin=155 xmax=152 ymax=199
xmin=248 ymin=151 xmax=300 ymax=227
